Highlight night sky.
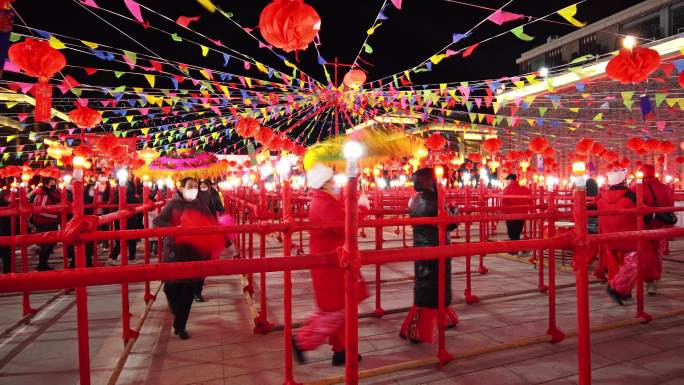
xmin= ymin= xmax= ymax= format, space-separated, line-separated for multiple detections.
xmin=12 ymin=0 xmax=647 ymax=86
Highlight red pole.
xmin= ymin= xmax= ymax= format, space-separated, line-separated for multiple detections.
xmin=18 ymin=187 xmax=35 ymax=316
xmin=464 ymin=185 xmax=477 ymax=304
xmin=436 ymin=176 xmax=453 ymax=366
xmin=60 ymin=187 xmax=68 ymax=269
xmin=9 ymin=190 xmax=16 ymax=273
xmin=118 ymin=184 xmax=135 ymax=343
xmin=281 ymin=179 xmax=299 ymax=385
xmin=72 ymin=177 xmax=92 ymax=385
xmin=344 ymin=166 xmax=360 ymax=384
xmin=634 ymin=181 xmax=651 ymax=321
xmin=374 ymin=209 xmax=384 ymax=317
xmin=538 ymin=185 xmax=548 ymax=292
xmin=572 ymin=184 xmax=591 ymax=385
xmin=546 ymin=191 xmax=564 ymax=342
xmin=142 ymin=185 xmax=153 ymax=302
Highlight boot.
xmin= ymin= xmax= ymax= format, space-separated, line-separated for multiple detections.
xmin=332 ymin=351 xmax=362 ymax=367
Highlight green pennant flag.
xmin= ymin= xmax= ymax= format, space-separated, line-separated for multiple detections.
xmin=655 ymin=93 xmax=666 ymax=107
xmin=538 ymin=107 xmax=547 ymax=117
xmin=171 ymin=33 xmax=183 ymax=42
xmin=510 ymin=26 xmax=534 ymax=41
xmin=593 ymin=113 xmax=603 ymax=121
xmin=623 ymin=99 xmax=635 ymax=111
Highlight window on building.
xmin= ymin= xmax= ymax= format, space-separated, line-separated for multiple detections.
xmin=544 ymin=47 xmax=563 ymax=67
xmin=621 ymin=13 xmax=662 ymax=40
xmin=673 ymin=2 xmax=684 ymax=34
xmin=579 ymin=33 xmax=597 ymax=56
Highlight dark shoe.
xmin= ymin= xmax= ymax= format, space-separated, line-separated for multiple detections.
xmin=292 ymin=336 xmax=305 ymax=364
xmin=332 ymin=351 xmax=362 ymax=366
xmin=606 ymin=286 xmax=624 ymax=306
xmin=508 ymin=252 xmax=518 ymax=256
xmin=36 ymin=265 xmax=54 ymax=272
xmin=174 ymin=329 xmax=190 ymax=339
xmin=194 ymin=294 xmax=205 ymax=303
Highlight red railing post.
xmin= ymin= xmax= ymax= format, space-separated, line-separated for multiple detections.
xmin=142 ymin=185 xmax=153 ymax=303
xmin=538 ymin=185 xmax=548 ymax=292
xmin=634 ymin=181 xmax=651 ymax=321
xmin=60 ymin=187 xmax=68 ymax=269
xmin=463 ymin=185 xmax=477 ymax=304
xmin=118 ymin=183 xmax=136 ymax=343
xmin=436 ymin=176 xmax=453 ymax=367
xmin=72 ymin=177 xmax=92 ymax=385
xmin=18 ymin=187 xmax=35 ymax=316
xmin=344 ymin=164 xmax=360 ymax=385
xmin=572 ymin=183 xmax=591 ymax=385
xmin=546 ymin=191 xmax=564 ymax=342
xmin=281 ymin=179 xmax=299 ymax=385
xmin=374 ymin=207 xmax=384 ymax=317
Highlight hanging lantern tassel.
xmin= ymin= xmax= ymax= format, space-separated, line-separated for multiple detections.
xmin=33 ymin=78 xmax=52 ymax=122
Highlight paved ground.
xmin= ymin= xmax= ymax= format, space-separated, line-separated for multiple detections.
xmin=1 ymin=227 xmax=684 ymax=385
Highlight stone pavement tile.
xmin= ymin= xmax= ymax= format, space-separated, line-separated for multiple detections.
xmin=505 ymin=349 xmax=614 ymax=384
xmin=150 ymin=362 xmax=223 ymax=385
xmin=633 ymin=326 xmax=684 ymax=351
xmin=223 ymin=367 xmax=289 ymax=385
xmin=429 ymin=367 xmax=528 ymax=385
xmin=629 ymin=346 xmax=684 ymax=379
xmin=590 ymin=336 xmax=664 ymax=363
xmin=538 ymin=379 xmax=577 ymax=385
xmin=567 ymin=362 xmax=668 ymax=385
xmin=454 ymin=343 xmax=555 ymax=373
xmin=165 ymin=332 xmax=224 ymax=354
xmin=159 ymin=345 xmax=223 ymax=371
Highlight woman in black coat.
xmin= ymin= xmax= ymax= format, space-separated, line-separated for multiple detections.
xmin=399 ymin=167 xmax=459 ymax=343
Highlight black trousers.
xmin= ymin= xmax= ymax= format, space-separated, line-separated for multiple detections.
xmin=67 ymin=243 xmax=94 ymax=268
xmin=110 ymin=239 xmax=139 ymax=260
xmin=164 ymin=282 xmax=195 ymax=332
xmin=35 ymin=223 xmax=59 ymax=267
xmin=194 ymin=279 xmax=204 ymax=297
xmin=506 ymin=220 xmax=524 ymax=241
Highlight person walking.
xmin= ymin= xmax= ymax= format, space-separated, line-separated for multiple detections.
xmin=292 ymin=163 xmax=369 ymax=366
xmin=154 ymin=177 xmax=216 ymax=339
xmin=631 ymin=164 xmax=675 ymax=295
xmin=106 ymin=180 xmax=143 ymax=266
xmin=31 ymin=177 xmax=62 ymax=271
xmin=501 ymin=174 xmax=532 ymax=256
xmin=595 ymin=169 xmax=638 ymax=305
xmin=399 ymin=167 xmax=459 ymax=344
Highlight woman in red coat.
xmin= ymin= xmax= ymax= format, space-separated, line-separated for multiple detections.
xmin=293 ymin=163 xmax=369 ymax=366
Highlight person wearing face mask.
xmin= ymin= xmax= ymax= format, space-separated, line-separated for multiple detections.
xmin=199 ymin=179 xmax=224 ymax=218
xmin=292 ymin=163 xmax=369 ymax=367
xmin=31 ymin=177 xmax=62 ymax=271
xmin=153 ymin=177 xmax=215 ymax=340
xmin=106 ymin=180 xmax=144 ymax=266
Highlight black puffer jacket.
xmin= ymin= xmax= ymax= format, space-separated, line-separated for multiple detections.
xmin=410 ymin=168 xmax=458 ymax=308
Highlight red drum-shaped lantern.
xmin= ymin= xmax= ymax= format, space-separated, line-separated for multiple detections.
xmin=254 ymin=126 xmax=275 ymax=145
xmin=72 ymin=145 xmax=94 ymax=158
xmin=626 ymin=137 xmax=644 ymax=152
xmin=574 ymin=138 xmax=594 ymax=155
xmin=8 ymin=38 xmax=66 ymax=122
xmin=679 ymin=71 xmax=684 ymax=88
xmin=424 ymin=133 xmax=447 ymax=151
xmin=267 ymin=135 xmax=283 ymax=151
xmin=658 ymin=140 xmax=676 ymax=154
xmin=68 ymin=105 xmax=102 ymax=129
xmin=643 ymin=139 xmax=660 ymax=152
xmin=590 ymin=142 xmax=605 ymax=156
xmin=606 ymin=46 xmax=660 ymax=83
xmin=482 ymin=137 xmax=503 ymax=153
xmin=343 ymin=69 xmax=367 ymax=89
xmin=542 ymin=146 xmax=555 ymax=158
xmin=281 ymin=137 xmax=296 ymax=153
xmin=528 ymin=137 xmax=549 ymax=153
xmin=259 ymin=0 xmax=321 ymax=53
xmin=467 ymin=153 xmax=482 ymax=163
xmin=293 ymin=144 xmax=306 ymax=157
xmin=96 ymin=134 xmax=119 ymax=151
xmin=235 ymin=117 xmax=260 ymax=138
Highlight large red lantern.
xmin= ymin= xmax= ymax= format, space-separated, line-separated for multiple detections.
xmin=281 ymin=137 xmax=296 ymax=153
xmin=267 ymin=135 xmax=283 ymax=151
xmin=254 ymin=126 xmax=275 ymax=145
xmin=606 ymin=46 xmax=660 ymax=83
xmin=482 ymin=137 xmax=503 ymax=153
xmin=574 ymin=138 xmax=594 ymax=155
xmin=528 ymin=137 xmax=549 ymax=153
xmin=424 ymin=133 xmax=447 ymax=151
xmin=259 ymin=0 xmax=321 ymax=53
xmin=72 ymin=144 xmax=94 ymax=158
xmin=68 ymin=105 xmax=102 ymax=129
xmin=8 ymin=38 xmax=66 ymax=122
xmin=643 ymin=139 xmax=660 ymax=152
xmin=658 ymin=140 xmax=676 ymax=154
xmin=343 ymin=69 xmax=367 ymax=89
xmin=293 ymin=144 xmax=306 ymax=157
xmin=235 ymin=117 xmax=260 ymax=138
xmin=96 ymin=134 xmax=119 ymax=151
xmin=467 ymin=153 xmax=482 ymax=163
xmin=626 ymin=137 xmax=644 ymax=152
xmin=679 ymin=71 xmax=684 ymax=88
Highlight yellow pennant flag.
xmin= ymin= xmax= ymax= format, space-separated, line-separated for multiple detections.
xmin=557 ymin=4 xmax=586 ymax=27
xmin=255 ymin=61 xmax=269 ymax=74
xmin=140 ymin=128 xmax=150 ymax=136
xmin=366 ymin=22 xmax=383 ymax=35
xmin=144 ymin=74 xmax=155 ymax=88
xmin=81 ymin=40 xmax=99 ymax=49
xmin=49 ymin=35 xmax=66 ymax=49
xmin=196 ymin=0 xmax=216 ymax=13
xmin=200 ymin=45 xmax=209 ymax=56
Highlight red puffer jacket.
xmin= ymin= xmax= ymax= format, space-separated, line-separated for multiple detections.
xmin=31 ymin=187 xmax=62 ymax=226
xmin=308 ymin=189 xmax=368 ymax=312
xmin=632 ymin=178 xmax=674 ymax=230
xmin=502 ymin=181 xmax=532 ymax=214
xmin=596 ymin=187 xmax=637 ymax=251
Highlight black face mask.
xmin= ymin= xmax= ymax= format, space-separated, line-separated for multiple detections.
xmin=48 ymin=185 xmax=57 ymax=191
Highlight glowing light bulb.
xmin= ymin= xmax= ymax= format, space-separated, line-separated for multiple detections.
xmin=622 ymin=35 xmax=636 ymax=50
xmin=539 ymin=67 xmax=549 ymax=77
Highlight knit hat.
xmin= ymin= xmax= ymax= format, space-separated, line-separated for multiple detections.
xmin=607 ymin=168 xmax=627 ymax=186
xmin=306 ymin=163 xmax=334 ymax=189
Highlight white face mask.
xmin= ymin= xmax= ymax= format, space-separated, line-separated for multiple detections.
xmin=200 ymin=187 xmax=209 ymax=192
xmin=182 ymin=188 xmax=198 ymax=201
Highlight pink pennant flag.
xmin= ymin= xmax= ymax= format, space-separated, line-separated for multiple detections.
xmin=123 ymin=0 xmax=146 ymax=25
xmin=49 ymin=121 xmax=58 ymax=128
xmin=68 ymin=128 xmax=76 ymax=135
xmin=100 ymin=100 xmax=111 ymax=107
xmin=138 ymin=107 xmax=149 ymax=115
xmin=19 ymin=82 xmax=34 ymax=94
xmin=16 ymin=145 xmax=25 ymax=152
xmin=445 ymin=49 xmax=457 ymax=57
xmin=487 ymin=10 xmax=524 ymax=25
xmin=3 ymin=60 xmax=21 ymax=73
xmin=258 ymin=41 xmax=273 ymax=49
xmin=457 ymin=85 xmax=470 ymax=101
xmin=474 ymin=97 xmax=482 ymax=108
xmin=76 ymin=98 xmax=89 ymax=106
xmin=656 ymin=121 xmax=666 ymax=131
xmin=462 ymin=43 xmax=480 ymax=57
xmin=176 ymin=15 xmax=200 ymax=28
xmin=390 ymin=0 xmax=402 ymax=10
xmin=80 ymin=0 xmax=99 ymax=8
xmin=0 ymin=147 xmax=5 ymax=153
xmin=17 ymin=113 xmax=28 ymax=122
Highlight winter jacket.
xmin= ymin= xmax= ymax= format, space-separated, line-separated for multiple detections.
xmin=502 ymin=181 xmax=532 ymax=214
xmin=153 ymin=192 xmax=215 ymax=282
xmin=113 ymin=181 xmax=144 ymax=230
xmin=31 ymin=187 xmax=61 ymax=226
xmin=596 ymin=186 xmax=637 ymax=252
xmin=632 ymin=178 xmax=674 ymax=230
xmin=308 ymin=189 xmax=368 ymax=312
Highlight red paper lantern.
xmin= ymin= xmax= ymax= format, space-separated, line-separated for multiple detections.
xmin=658 ymin=140 xmax=676 ymax=154
xmin=574 ymin=138 xmax=594 ymax=155
xmin=523 ymin=150 xmax=533 ymax=159
xmin=343 ymin=69 xmax=367 ymax=88
xmin=235 ymin=117 xmax=260 ymax=138
xmin=293 ymin=144 xmax=306 ymax=157
xmin=72 ymin=145 xmax=94 ymax=158
xmin=8 ymin=38 xmax=66 ymax=122
xmin=482 ymin=137 xmax=503 ymax=153
xmin=528 ymin=137 xmax=548 ymax=153
xmin=606 ymin=46 xmax=661 ymax=83
xmin=542 ymin=147 xmax=555 ymax=158
xmin=254 ymin=126 xmax=275 ymax=145
xmin=467 ymin=153 xmax=482 ymax=163
xmin=281 ymin=137 xmax=296 ymax=153
xmin=643 ymin=139 xmax=660 ymax=152
xmin=96 ymin=134 xmax=119 ymax=151
xmin=267 ymin=135 xmax=283 ymax=151
xmin=3 ymin=165 xmax=21 ymax=177
xmin=626 ymin=137 xmax=644 ymax=152
xmin=424 ymin=133 xmax=447 ymax=151
xmin=259 ymin=0 xmax=321 ymax=53
xmin=679 ymin=71 xmax=684 ymax=88
xmin=676 ymin=156 xmax=684 ymax=164
xmin=68 ymin=106 xmax=102 ymax=129
xmin=590 ymin=142 xmax=605 ymax=156
xmin=601 ymin=150 xmax=618 ymax=163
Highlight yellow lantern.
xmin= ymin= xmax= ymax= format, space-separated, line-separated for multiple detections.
xmin=138 ymin=147 xmax=160 ymax=164
xmin=47 ymin=143 xmax=72 ymax=160
xmin=414 ymin=146 xmax=428 ymax=158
